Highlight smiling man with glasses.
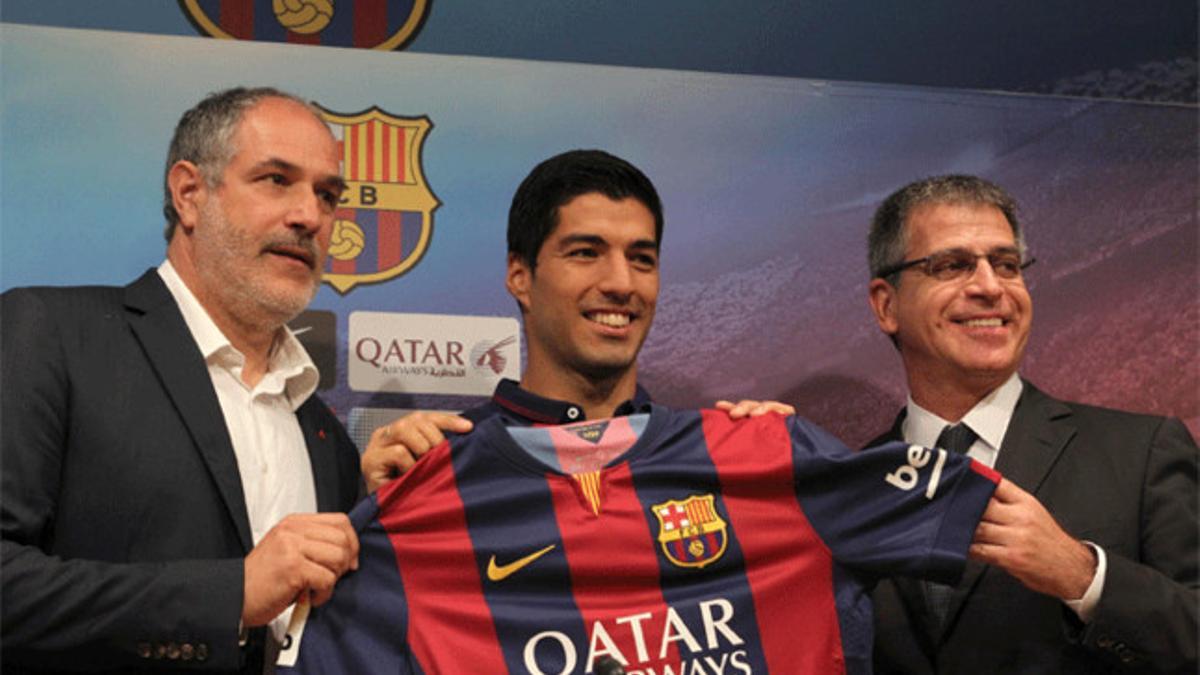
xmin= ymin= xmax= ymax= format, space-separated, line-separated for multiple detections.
xmin=864 ymin=175 xmax=1197 ymax=674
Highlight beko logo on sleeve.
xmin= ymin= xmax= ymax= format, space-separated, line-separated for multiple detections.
xmin=884 ymin=445 xmax=948 ymax=499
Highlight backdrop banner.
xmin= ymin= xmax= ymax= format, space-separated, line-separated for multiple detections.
xmin=3 ymin=24 xmax=1195 ymax=448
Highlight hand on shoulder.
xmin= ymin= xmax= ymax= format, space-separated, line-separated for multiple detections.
xmin=714 ymin=399 xmax=796 ymax=419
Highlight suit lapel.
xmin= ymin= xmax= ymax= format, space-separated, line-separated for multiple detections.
xmin=124 ymin=270 xmax=254 ymax=551
xmin=940 ymin=380 xmax=1076 ymax=640
xmin=296 ymin=399 xmax=341 ymax=512
xmin=994 ymin=381 xmax=1076 ymax=494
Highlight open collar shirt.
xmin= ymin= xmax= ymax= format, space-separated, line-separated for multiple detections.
xmin=158 ymin=261 xmax=319 ymax=642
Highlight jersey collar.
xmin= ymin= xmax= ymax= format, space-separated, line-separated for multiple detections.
xmin=484 ymin=378 xmax=653 ymax=425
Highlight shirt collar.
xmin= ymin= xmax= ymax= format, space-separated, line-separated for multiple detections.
xmin=487 ymin=378 xmax=653 ymax=425
xmin=903 ymin=372 xmax=1023 ymax=453
xmin=157 ymin=260 xmax=319 ymax=409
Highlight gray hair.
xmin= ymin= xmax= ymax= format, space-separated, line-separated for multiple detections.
xmin=868 ymin=174 xmax=1024 ymax=285
xmin=161 ymin=86 xmax=324 ymax=241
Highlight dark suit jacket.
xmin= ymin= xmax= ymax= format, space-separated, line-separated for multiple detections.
xmin=870 ymin=381 xmax=1198 ymax=674
xmin=0 ymin=271 xmax=362 ymax=673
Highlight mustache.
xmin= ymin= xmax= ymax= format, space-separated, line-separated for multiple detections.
xmin=261 ymin=234 xmax=320 ymax=269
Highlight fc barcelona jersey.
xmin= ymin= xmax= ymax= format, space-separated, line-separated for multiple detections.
xmin=280 ymin=406 xmax=999 ymax=674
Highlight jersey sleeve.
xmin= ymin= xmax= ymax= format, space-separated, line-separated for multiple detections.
xmin=787 ymin=416 xmax=999 ymax=583
xmin=277 ymin=491 xmax=416 ymax=674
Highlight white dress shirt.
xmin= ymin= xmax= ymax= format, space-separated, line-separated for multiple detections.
xmin=159 ymin=261 xmax=318 ymax=642
xmin=902 ymin=372 xmax=1106 ymax=622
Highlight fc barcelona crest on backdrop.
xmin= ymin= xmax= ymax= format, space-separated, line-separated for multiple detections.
xmin=179 ymin=0 xmax=431 ymax=50
xmin=318 ymin=106 xmax=440 ymax=294
xmin=652 ymin=494 xmax=728 ymax=569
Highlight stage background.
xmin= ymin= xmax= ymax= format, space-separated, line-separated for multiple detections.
xmin=1 ymin=21 xmax=1196 ymax=448
xmin=3 ymin=1 xmax=1196 ymax=103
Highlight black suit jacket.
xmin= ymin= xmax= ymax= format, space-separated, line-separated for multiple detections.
xmin=0 ymin=271 xmax=362 ymax=673
xmin=870 ymin=381 xmax=1198 ymax=674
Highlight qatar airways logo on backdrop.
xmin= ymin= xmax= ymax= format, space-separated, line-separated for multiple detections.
xmin=348 ymin=311 xmax=520 ymax=396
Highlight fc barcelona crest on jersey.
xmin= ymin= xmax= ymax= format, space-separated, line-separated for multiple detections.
xmin=317 ymin=106 xmax=440 ymax=294
xmin=179 ymin=0 xmax=431 ymax=50
xmin=652 ymin=494 xmax=728 ymax=569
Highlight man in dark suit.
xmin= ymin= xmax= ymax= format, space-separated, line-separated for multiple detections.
xmin=864 ymin=174 xmax=1198 ymax=673
xmin=1 ymin=88 xmax=362 ymax=673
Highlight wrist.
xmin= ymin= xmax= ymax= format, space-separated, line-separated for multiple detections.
xmin=1063 ymin=542 xmax=1106 ymax=622
xmin=1063 ymin=539 xmax=1098 ymax=600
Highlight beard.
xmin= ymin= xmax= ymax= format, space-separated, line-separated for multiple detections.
xmin=192 ymin=198 xmax=321 ymax=333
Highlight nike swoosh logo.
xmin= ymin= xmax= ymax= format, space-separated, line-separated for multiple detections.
xmin=487 ymin=544 xmax=556 ymax=582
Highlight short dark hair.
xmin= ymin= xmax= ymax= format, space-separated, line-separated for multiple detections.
xmin=161 ymin=86 xmax=323 ymax=241
xmin=868 ymin=174 xmax=1024 ymax=286
xmin=507 ymin=149 xmax=664 ymax=270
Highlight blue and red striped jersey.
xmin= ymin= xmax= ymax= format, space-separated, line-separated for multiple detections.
xmin=280 ymin=406 xmax=999 ymax=674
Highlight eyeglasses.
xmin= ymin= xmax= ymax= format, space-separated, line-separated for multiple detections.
xmin=877 ymin=247 xmax=1035 ymax=282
